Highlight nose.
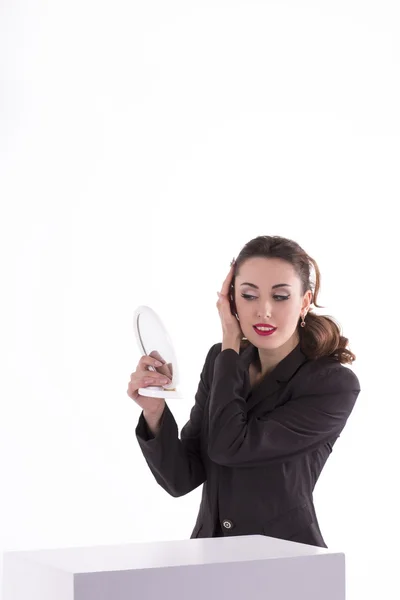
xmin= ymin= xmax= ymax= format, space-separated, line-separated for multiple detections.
xmin=257 ymin=303 xmax=272 ymax=320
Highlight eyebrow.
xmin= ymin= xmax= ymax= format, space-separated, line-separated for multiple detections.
xmin=239 ymin=282 xmax=292 ymax=290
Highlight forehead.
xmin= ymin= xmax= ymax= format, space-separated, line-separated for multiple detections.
xmin=236 ymin=257 xmax=299 ymax=285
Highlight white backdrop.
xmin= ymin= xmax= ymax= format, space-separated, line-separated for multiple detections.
xmin=1 ymin=1 xmax=399 ymax=598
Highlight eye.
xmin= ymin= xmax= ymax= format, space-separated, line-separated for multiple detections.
xmin=241 ymin=293 xmax=290 ymax=301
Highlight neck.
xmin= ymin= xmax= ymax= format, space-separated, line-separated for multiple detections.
xmin=257 ymin=330 xmax=300 ymax=376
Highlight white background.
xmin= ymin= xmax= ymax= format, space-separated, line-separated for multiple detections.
xmin=1 ymin=1 xmax=399 ymax=598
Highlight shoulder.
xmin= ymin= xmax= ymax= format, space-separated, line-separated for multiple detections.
xmin=295 ymin=355 xmax=361 ymax=396
xmin=200 ymin=343 xmax=222 ymax=380
xmin=202 ymin=342 xmax=247 ymax=369
xmin=204 ymin=342 xmax=222 ymax=363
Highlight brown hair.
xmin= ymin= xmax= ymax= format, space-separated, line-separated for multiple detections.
xmin=234 ymin=235 xmax=356 ymax=364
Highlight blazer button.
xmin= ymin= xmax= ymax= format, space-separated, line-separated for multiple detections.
xmin=222 ymin=519 xmax=234 ymax=530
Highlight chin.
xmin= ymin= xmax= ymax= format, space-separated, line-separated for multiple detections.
xmin=249 ymin=329 xmax=296 ymax=351
xmin=249 ymin=331 xmax=281 ymax=346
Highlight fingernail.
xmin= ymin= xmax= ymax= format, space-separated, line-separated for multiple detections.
xmin=154 ymin=360 xmax=162 ymax=366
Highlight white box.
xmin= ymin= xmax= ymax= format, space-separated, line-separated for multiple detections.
xmin=2 ymin=535 xmax=345 ymax=600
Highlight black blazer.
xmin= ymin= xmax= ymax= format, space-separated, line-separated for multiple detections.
xmin=136 ymin=342 xmax=361 ymax=547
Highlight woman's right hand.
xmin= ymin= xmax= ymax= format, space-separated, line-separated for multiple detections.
xmin=127 ymin=355 xmax=172 ymax=415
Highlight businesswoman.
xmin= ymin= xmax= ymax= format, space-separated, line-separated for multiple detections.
xmin=127 ymin=235 xmax=361 ymax=547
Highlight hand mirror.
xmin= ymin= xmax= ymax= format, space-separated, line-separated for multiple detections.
xmin=133 ymin=305 xmax=182 ymax=399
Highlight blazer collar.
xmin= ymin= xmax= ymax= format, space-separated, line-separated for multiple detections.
xmin=239 ymin=341 xmax=308 ymax=409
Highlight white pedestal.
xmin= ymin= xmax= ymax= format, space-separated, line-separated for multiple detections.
xmin=2 ymin=535 xmax=345 ymax=600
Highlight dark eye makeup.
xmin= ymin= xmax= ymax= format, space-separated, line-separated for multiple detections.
xmin=241 ymin=293 xmax=290 ymax=301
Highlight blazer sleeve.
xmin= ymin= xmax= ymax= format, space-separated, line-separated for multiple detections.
xmin=207 ymin=349 xmax=361 ymax=468
xmin=135 ymin=343 xmax=220 ymax=497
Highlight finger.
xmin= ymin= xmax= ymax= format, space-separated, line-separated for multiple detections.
xmin=220 ymin=263 xmax=235 ymax=296
xmin=127 ymin=387 xmax=139 ymax=401
xmin=149 ymin=350 xmax=166 ymax=364
xmin=216 ymin=292 xmax=228 ymax=311
xmin=141 ymin=375 xmax=171 ymax=387
xmin=131 ymin=372 xmax=172 ymax=385
xmin=137 ymin=355 xmax=164 ymax=371
xmin=216 ymin=289 xmax=230 ymax=306
xmin=127 ymin=384 xmax=153 ymax=403
xmin=156 ymin=363 xmax=173 ymax=378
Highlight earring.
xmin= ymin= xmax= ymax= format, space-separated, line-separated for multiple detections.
xmin=235 ymin=314 xmax=247 ymax=340
xmin=300 ymin=312 xmax=307 ymax=328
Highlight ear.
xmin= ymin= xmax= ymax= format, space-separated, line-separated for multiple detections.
xmin=302 ymin=290 xmax=313 ymax=313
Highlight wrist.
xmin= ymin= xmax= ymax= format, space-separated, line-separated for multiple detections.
xmin=222 ymin=336 xmax=241 ymax=353
xmin=143 ymin=403 xmax=165 ymax=435
xmin=143 ymin=401 xmax=165 ymax=420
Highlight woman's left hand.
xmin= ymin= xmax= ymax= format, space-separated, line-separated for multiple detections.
xmin=216 ymin=263 xmax=243 ymax=342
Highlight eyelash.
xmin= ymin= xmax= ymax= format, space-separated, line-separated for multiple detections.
xmin=241 ymin=293 xmax=290 ymax=301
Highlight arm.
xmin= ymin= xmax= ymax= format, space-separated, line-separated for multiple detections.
xmin=207 ymin=349 xmax=361 ymax=467
xmin=135 ymin=343 xmax=220 ymax=497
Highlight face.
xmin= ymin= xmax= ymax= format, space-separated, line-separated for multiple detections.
xmin=234 ymin=257 xmax=312 ymax=350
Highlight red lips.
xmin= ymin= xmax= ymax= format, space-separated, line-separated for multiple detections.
xmin=253 ymin=324 xmax=277 ymax=336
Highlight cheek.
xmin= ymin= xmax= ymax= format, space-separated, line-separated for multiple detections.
xmin=237 ymin=298 xmax=254 ymax=312
xmin=283 ymin=300 xmax=299 ymax=311
xmin=236 ymin=301 xmax=255 ymax=322
xmin=275 ymin=301 xmax=301 ymax=323
xmin=236 ymin=301 xmax=248 ymax=317
xmin=236 ymin=299 xmax=301 ymax=321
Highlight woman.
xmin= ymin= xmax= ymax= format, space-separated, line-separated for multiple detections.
xmin=127 ymin=235 xmax=361 ymax=547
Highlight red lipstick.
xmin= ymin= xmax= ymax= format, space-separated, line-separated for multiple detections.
xmin=253 ymin=323 xmax=277 ymax=336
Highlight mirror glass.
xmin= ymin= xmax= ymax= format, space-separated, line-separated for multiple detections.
xmin=133 ymin=305 xmax=182 ymax=398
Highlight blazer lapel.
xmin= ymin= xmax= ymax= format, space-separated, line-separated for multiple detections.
xmin=238 ymin=342 xmax=308 ymax=412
